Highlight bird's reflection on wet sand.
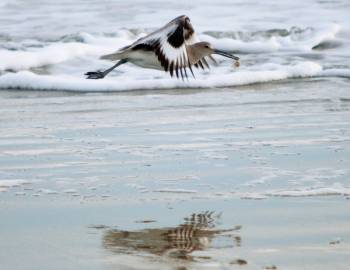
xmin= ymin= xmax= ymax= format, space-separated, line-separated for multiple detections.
xmin=102 ymin=211 xmax=243 ymax=262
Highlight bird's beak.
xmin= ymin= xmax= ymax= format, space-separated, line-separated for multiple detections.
xmin=213 ymin=49 xmax=239 ymax=61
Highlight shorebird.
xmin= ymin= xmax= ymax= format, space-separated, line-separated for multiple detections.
xmin=85 ymin=15 xmax=240 ymax=80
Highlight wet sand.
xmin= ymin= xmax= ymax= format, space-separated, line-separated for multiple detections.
xmin=1 ymin=196 xmax=349 ymax=270
xmin=1 ymin=78 xmax=350 ymax=269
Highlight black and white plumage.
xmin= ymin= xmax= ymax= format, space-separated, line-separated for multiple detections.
xmin=85 ymin=15 xmax=239 ymax=80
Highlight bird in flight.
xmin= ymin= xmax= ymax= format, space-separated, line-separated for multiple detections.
xmin=85 ymin=15 xmax=239 ymax=80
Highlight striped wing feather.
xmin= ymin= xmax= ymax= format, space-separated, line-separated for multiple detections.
xmin=131 ymin=15 xmax=207 ymax=79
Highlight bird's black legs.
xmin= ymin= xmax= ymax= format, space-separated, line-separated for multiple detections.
xmin=85 ymin=59 xmax=127 ymax=79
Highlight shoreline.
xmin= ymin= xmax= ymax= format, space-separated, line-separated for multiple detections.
xmin=1 ymin=78 xmax=350 ymax=269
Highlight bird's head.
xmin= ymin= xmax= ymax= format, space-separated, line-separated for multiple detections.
xmin=193 ymin=42 xmax=240 ymax=61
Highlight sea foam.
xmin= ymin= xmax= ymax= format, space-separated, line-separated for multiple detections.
xmin=0 ymin=0 xmax=349 ymax=92
xmin=201 ymin=24 xmax=340 ymax=53
xmin=265 ymin=187 xmax=350 ymax=197
xmin=0 ymin=43 xmax=97 ymax=71
xmin=0 ymin=179 xmax=31 ymax=192
xmin=0 ymin=62 xmax=323 ymax=92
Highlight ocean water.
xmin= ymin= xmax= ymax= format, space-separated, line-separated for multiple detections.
xmin=0 ymin=0 xmax=349 ymax=91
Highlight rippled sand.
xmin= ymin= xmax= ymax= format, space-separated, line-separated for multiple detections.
xmin=0 ymin=78 xmax=349 ymax=269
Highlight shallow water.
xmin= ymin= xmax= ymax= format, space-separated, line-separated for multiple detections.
xmin=1 ymin=195 xmax=350 ymax=270
xmin=1 ymin=78 xmax=350 ymax=269
xmin=1 ymin=79 xmax=349 ymax=199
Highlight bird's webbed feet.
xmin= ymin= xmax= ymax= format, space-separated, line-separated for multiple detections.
xmin=85 ymin=70 xmax=106 ymax=79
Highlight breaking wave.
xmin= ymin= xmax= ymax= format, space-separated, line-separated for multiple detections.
xmin=0 ymin=62 xmax=327 ymax=92
xmin=201 ymin=24 xmax=341 ymax=53
xmin=0 ymin=23 xmax=348 ymax=91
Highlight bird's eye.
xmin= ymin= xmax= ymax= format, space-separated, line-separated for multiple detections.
xmin=205 ymin=45 xmax=209 ymax=48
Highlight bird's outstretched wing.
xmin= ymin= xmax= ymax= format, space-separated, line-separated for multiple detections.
xmin=130 ymin=15 xmax=205 ymax=79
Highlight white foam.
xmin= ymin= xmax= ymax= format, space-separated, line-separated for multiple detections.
xmin=0 ymin=43 xmax=97 ymax=71
xmin=153 ymin=188 xmax=198 ymax=194
xmin=0 ymin=4 xmax=348 ymax=91
xmin=37 ymin=188 xmax=58 ymax=195
xmin=265 ymin=187 xmax=350 ymax=197
xmin=319 ymin=69 xmax=350 ymax=78
xmin=63 ymin=189 xmax=78 ymax=194
xmin=0 ymin=31 xmax=134 ymax=72
xmin=0 ymin=179 xmax=31 ymax=188
xmin=0 ymin=62 xmax=323 ymax=91
xmin=240 ymin=193 xmax=268 ymax=200
xmin=201 ymin=24 xmax=340 ymax=53
xmin=201 ymin=35 xmax=280 ymax=53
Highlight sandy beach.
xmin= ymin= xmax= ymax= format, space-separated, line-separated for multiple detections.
xmin=1 ymin=78 xmax=350 ymax=269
